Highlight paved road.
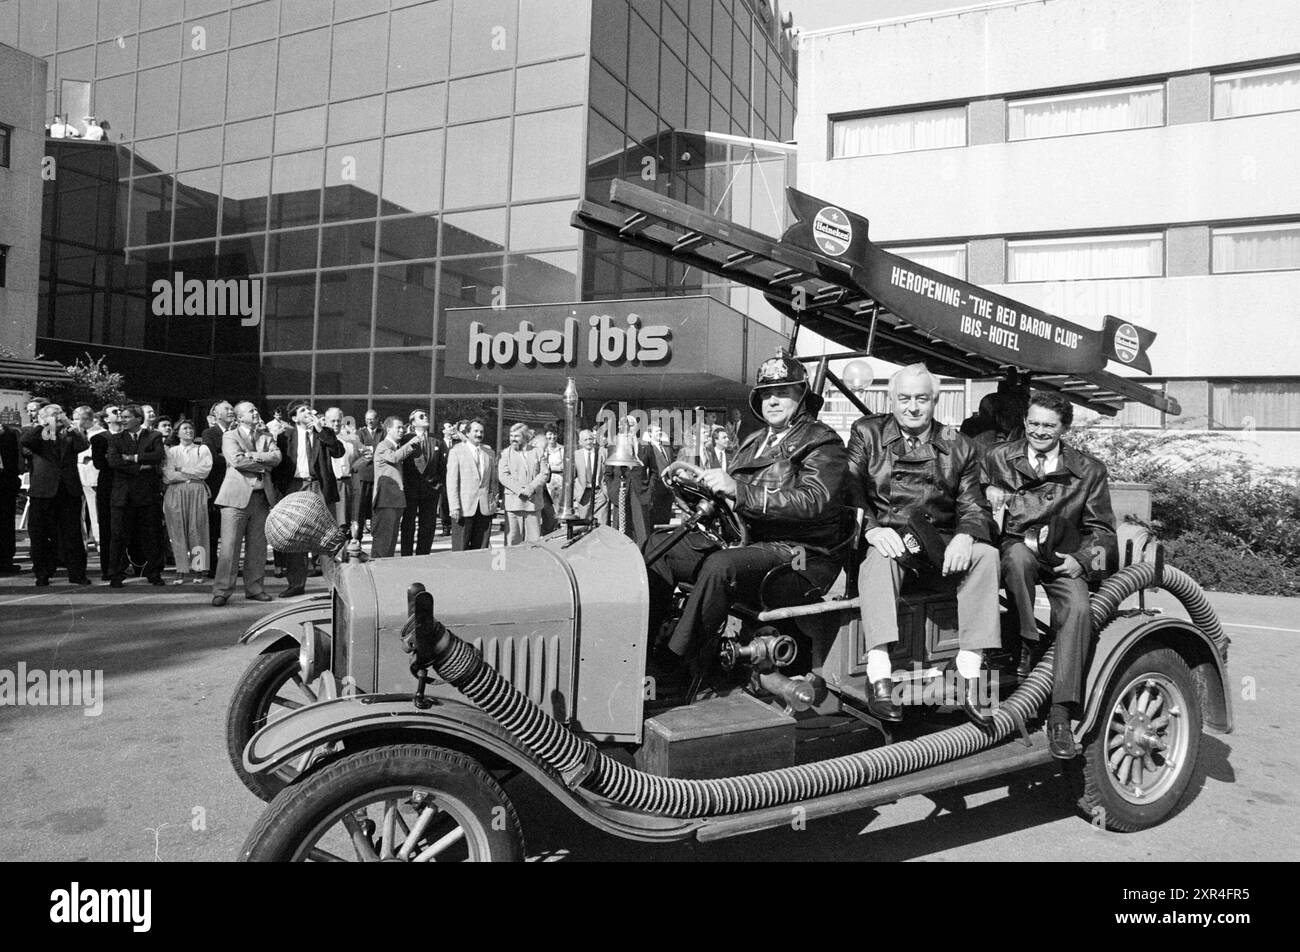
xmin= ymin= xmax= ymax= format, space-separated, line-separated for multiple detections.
xmin=0 ymin=574 xmax=1296 ymax=862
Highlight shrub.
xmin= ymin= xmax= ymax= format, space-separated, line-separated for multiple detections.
xmin=1161 ymin=531 xmax=1300 ymax=597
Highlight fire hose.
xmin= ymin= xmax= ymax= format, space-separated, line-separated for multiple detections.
xmin=408 ymin=562 xmax=1223 ymax=819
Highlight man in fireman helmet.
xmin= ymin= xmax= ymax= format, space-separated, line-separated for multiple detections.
xmin=645 ymin=354 xmax=851 ymax=691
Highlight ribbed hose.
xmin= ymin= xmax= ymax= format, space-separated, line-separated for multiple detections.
xmin=430 ymin=562 xmax=1221 ymax=818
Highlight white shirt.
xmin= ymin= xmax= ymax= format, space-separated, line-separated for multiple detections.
xmin=1031 ymin=443 xmax=1061 ymax=475
xmin=164 ymin=442 xmax=212 ymax=484
xmin=295 ymin=425 xmax=312 ymax=478
xmin=78 ymin=426 xmax=103 ymax=486
xmin=83 ymin=122 xmax=106 ymax=141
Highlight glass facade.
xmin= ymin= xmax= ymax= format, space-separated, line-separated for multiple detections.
xmin=6 ymin=0 xmax=795 ymax=423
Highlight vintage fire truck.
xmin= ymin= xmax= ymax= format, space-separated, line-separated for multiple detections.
xmin=227 ymin=183 xmax=1231 ymax=862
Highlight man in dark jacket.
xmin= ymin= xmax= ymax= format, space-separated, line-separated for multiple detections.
xmin=106 ymin=405 xmax=166 ymax=586
xmin=273 ymin=401 xmax=344 ymax=597
xmin=847 ymin=363 xmax=999 ymax=726
xmin=400 ymin=410 xmax=445 ymax=556
xmin=20 ymin=404 xmax=91 ymax=586
xmin=200 ymin=400 xmax=234 ymax=578
xmin=982 ymin=390 xmax=1116 ymax=759
xmin=350 ymin=409 xmax=383 ymax=534
xmin=0 ymin=420 xmax=21 ymax=573
xmin=90 ymin=406 xmax=123 ymax=580
xmin=645 ymin=355 xmax=850 ymax=689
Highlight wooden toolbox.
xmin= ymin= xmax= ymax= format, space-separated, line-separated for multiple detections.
xmin=635 ymin=692 xmax=797 ymax=780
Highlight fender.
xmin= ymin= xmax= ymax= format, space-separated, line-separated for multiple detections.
xmin=239 ymin=595 xmax=331 ymax=647
xmin=243 ymin=694 xmax=702 ymax=845
xmin=1079 ymin=614 xmax=1233 ymax=739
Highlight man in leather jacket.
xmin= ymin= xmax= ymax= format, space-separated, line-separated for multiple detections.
xmin=848 ymin=363 xmax=1000 ymax=726
xmin=982 ymin=390 xmax=1116 ymax=758
xmin=645 ymin=355 xmax=850 ymax=689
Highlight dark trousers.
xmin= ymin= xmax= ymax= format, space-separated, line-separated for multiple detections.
xmin=282 ymin=479 xmax=324 ymax=588
xmin=401 ymin=491 xmax=439 ymax=556
xmin=646 ymin=532 xmax=814 ymax=660
xmin=351 ymin=479 xmax=373 ymax=530
xmin=371 ymin=506 xmax=402 ymax=558
xmin=109 ymin=501 xmax=164 ymax=582
xmin=451 ymin=511 xmax=492 ymax=551
xmin=206 ymin=498 xmax=221 ymax=578
xmin=0 ymin=475 xmax=18 ymax=568
xmin=437 ymin=486 xmax=451 ymax=534
xmin=28 ymin=487 xmax=88 ymax=581
xmin=95 ymin=487 xmax=114 ymax=578
xmin=1001 ymin=542 xmax=1092 ymax=708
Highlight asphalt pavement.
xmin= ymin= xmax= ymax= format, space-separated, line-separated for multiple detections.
xmin=0 ymin=561 xmax=1296 ymax=862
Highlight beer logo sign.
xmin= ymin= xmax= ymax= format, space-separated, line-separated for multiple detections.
xmin=1113 ymin=322 xmax=1140 ymax=363
xmin=812 ymin=206 xmax=852 ymax=257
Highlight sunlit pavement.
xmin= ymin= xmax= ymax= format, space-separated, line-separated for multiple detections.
xmin=1 ymin=540 xmax=1296 ymax=862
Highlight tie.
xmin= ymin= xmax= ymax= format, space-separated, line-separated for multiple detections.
xmin=760 ymin=431 xmax=780 ymax=457
xmin=1034 ymin=452 xmax=1048 ymax=478
xmin=905 ymin=436 xmax=918 ymax=455
xmin=719 ymin=451 xmax=726 ymax=471
xmin=587 ymin=450 xmax=595 ymax=479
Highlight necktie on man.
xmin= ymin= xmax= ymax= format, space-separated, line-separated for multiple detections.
xmin=905 ymin=436 xmax=918 ymax=456
xmin=760 ymin=431 xmax=780 ymax=457
xmin=1034 ymin=451 xmax=1048 ymax=478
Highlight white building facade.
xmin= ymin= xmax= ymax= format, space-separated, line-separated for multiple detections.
xmin=795 ymin=0 xmax=1300 ymax=464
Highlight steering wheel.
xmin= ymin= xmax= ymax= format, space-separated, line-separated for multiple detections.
xmin=660 ymin=461 xmax=750 ymax=548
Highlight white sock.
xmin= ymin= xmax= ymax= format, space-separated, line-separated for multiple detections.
xmin=866 ymin=649 xmax=892 ymax=683
xmin=955 ymin=649 xmax=983 ymax=680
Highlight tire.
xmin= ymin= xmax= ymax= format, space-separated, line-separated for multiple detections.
xmin=225 ymin=645 xmax=316 ymax=801
xmin=240 ymin=745 xmax=525 ymax=862
xmin=1076 ymin=646 xmax=1202 ymax=832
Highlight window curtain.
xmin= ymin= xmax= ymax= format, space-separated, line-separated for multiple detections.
xmin=1008 ymin=236 xmax=1163 ymax=282
xmin=1213 ymin=226 xmax=1300 ymax=273
xmin=1213 ymin=66 xmax=1300 ymax=118
xmin=1008 ymin=87 xmax=1163 ymax=140
xmin=889 ymin=246 xmax=968 ymax=280
xmin=832 ymin=107 xmax=965 ymax=157
xmin=1212 ymin=381 xmax=1300 ymax=429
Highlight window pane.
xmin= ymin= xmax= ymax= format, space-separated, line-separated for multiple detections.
xmin=518 ymin=0 xmax=588 ymax=61
xmin=328 ymin=95 xmax=384 ymax=144
xmin=138 ymin=24 xmax=182 ymax=68
xmin=224 ymin=116 xmax=273 ymax=162
xmin=389 ymin=1 xmax=451 ymax=88
xmin=263 ymin=353 xmax=312 ymax=395
xmin=591 ymin=0 xmax=627 ymax=79
xmin=450 ymin=0 xmax=517 ymax=75
xmin=172 ymin=166 xmax=220 ymax=240
xmin=1212 ymin=223 xmax=1300 ymax=273
xmin=320 ymin=220 xmax=377 ymax=269
xmin=280 ymin=0 xmax=330 ymax=33
xmin=509 ymin=200 xmax=577 ymax=251
xmin=517 ymin=58 xmax=586 ymax=114
xmin=177 ymin=126 xmax=222 ymax=170
xmin=1008 ymin=85 xmax=1164 ymax=140
xmin=511 ymin=107 xmax=581 ymax=202
xmin=381 ymin=129 xmax=444 ymax=215
xmin=448 ymin=70 xmax=513 ymax=123
xmin=231 ymin=0 xmax=279 ymax=46
xmin=373 ymin=350 xmax=433 ymax=396
xmin=378 ymin=215 xmax=440 ymax=262
xmin=141 ymin=0 xmax=183 ymax=25
xmin=443 ymin=207 xmax=506 ymax=255
xmin=1213 ymin=64 xmax=1300 ymax=118
xmin=269 ymin=149 xmax=322 ymax=228
xmin=316 ymin=267 xmax=374 ymax=350
xmin=505 ymin=250 xmax=578 ymax=305
xmin=833 ymin=106 xmax=966 ymax=157
xmin=221 ymin=160 xmax=269 ymax=234
xmin=179 ymin=53 xmax=226 ymax=129
xmin=1007 ymin=234 xmax=1164 ymax=282
xmin=227 ymin=41 xmax=276 ymax=121
xmin=135 ymin=64 xmax=180 ymax=138
xmin=324 ymin=140 xmax=381 ymax=222
xmin=97 ymin=34 xmax=138 ymax=78
xmin=1211 ymin=381 xmax=1300 ymax=429
xmin=183 ymin=12 xmax=229 ymax=54
xmin=132 ymin=136 xmax=176 ymax=176
xmin=93 ymin=73 xmax=136 ymax=140
xmin=276 ymin=27 xmax=330 ymax=112
xmin=267 ymin=226 xmax=318 ymax=272
xmin=627 ymin=12 xmax=658 ymax=111
xmin=884 ymin=244 xmax=968 ymax=280
xmin=376 ymin=262 xmax=437 ymax=345
xmin=438 ymin=254 xmax=505 ymax=343
xmin=275 ymin=106 xmax=326 ymax=152
xmin=99 ymin=0 xmax=141 ymax=41
xmin=219 ymin=233 xmax=267 ymax=278
xmin=444 ymin=118 xmax=509 ymax=208
xmin=330 ymin=14 xmax=388 ymax=100
xmin=385 ymin=84 xmax=446 ymax=135
xmin=262 ymin=274 xmax=315 ymax=351
xmin=129 ymin=175 xmax=172 ymax=245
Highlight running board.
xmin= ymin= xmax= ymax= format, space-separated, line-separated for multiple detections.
xmin=694 ymin=734 xmax=1055 ymax=843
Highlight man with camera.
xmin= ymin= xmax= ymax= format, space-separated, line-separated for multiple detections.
xmin=273 ymin=401 xmax=344 ymax=596
xmin=982 ymin=390 xmax=1116 ymax=758
xmin=21 ymin=403 xmax=91 ymax=586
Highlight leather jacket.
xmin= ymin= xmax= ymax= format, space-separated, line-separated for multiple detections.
xmin=846 ymin=414 xmax=994 ymax=544
xmin=981 ymin=438 xmax=1117 ymax=581
xmin=731 ymin=413 xmax=851 ymax=550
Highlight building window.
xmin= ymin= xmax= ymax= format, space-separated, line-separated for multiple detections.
xmin=1007 ymin=84 xmax=1165 ymax=140
xmin=1211 ymin=379 xmax=1300 ymax=429
xmin=884 ymin=244 xmax=967 ymax=280
xmin=831 ymin=105 xmax=966 ymax=158
xmin=1212 ymin=222 xmax=1300 ymax=273
xmin=1007 ymin=233 xmax=1164 ymax=282
xmin=1093 ymin=383 xmax=1166 ymax=428
xmin=1213 ymin=63 xmax=1300 ymax=119
xmin=0 ymin=123 xmax=11 ymax=167
xmin=0 ymin=244 xmax=7 ymax=287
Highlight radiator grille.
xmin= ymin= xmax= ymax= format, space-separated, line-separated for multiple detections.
xmin=472 ymin=632 xmax=566 ymax=721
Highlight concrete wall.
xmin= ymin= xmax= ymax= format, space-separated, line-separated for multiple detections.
xmin=0 ymin=42 xmax=46 ymax=358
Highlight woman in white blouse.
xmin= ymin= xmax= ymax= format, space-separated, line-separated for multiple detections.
xmin=162 ymin=420 xmax=213 ymax=583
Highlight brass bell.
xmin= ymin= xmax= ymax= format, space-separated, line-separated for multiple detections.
xmin=604 ymin=426 xmax=642 ymax=469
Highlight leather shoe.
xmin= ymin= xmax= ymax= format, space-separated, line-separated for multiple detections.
xmin=246 ymin=593 xmax=272 ymax=602
xmin=1017 ymin=641 xmax=1044 ymax=679
xmin=108 ymin=579 xmax=125 ymax=588
xmin=0 ymin=564 xmax=23 ymax=574
xmin=147 ymin=576 xmax=165 ymax=586
xmin=1048 ymin=713 xmax=1076 ymax=759
xmin=960 ymin=671 xmax=996 ymax=729
xmin=211 ymin=594 xmax=229 ymax=607
xmin=35 ymin=577 xmax=51 ymax=587
xmin=68 ymin=576 xmax=92 ymax=586
xmin=279 ymin=586 xmax=306 ymax=598
xmin=867 ymin=678 xmax=902 ymax=722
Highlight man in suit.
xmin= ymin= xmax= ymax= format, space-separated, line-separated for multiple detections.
xmin=573 ymin=428 xmax=607 ymax=522
xmin=435 ymin=421 xmax=460 ymax=536
xmin=498 ymin=422 xmax=548 ymax=545
xmin=105 ymin=405 xmax=166 ymax=587
xmin=401 ymin=410 xmax=445 ymax=556
xmin=701 ymin=426 xmax=732 ymax=471
xmin=273 ymin=401 xmax=343 ymax=597
xmin=0 ymin=419 xmax=22 ymax=574
xmin=445 ymin=418 xmax=497 ymax=551
xmin=21 ymin=404 xmax=91 ymax=586
xmin=982 ymin=390 xmax=1117 ymax=759
xmin=200 ymin=400 xmax=234 ymax=579
xmin=350 ymin=409 xmax=382 ymax=535
xmin=212 ymin=401 xmax=281 ymax=606
xmin=89 ymin=406 xmax=124 ymax=580
xmin=371 ymin=416 xmax=425 ymax=558
xmin=644 ymin=423 xmax=675 ymax=528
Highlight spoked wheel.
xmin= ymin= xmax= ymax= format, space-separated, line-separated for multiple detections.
xmin=225 ymin=645 xmax=324 ymax=800
xmin=1076 ymin=646 xmax=1201 ymax=832
xmin=239 ymin=745 xmax=525 ymax=862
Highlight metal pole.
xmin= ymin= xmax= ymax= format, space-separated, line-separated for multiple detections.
xmin=558 ymin=377 xmax=578 ymax=529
